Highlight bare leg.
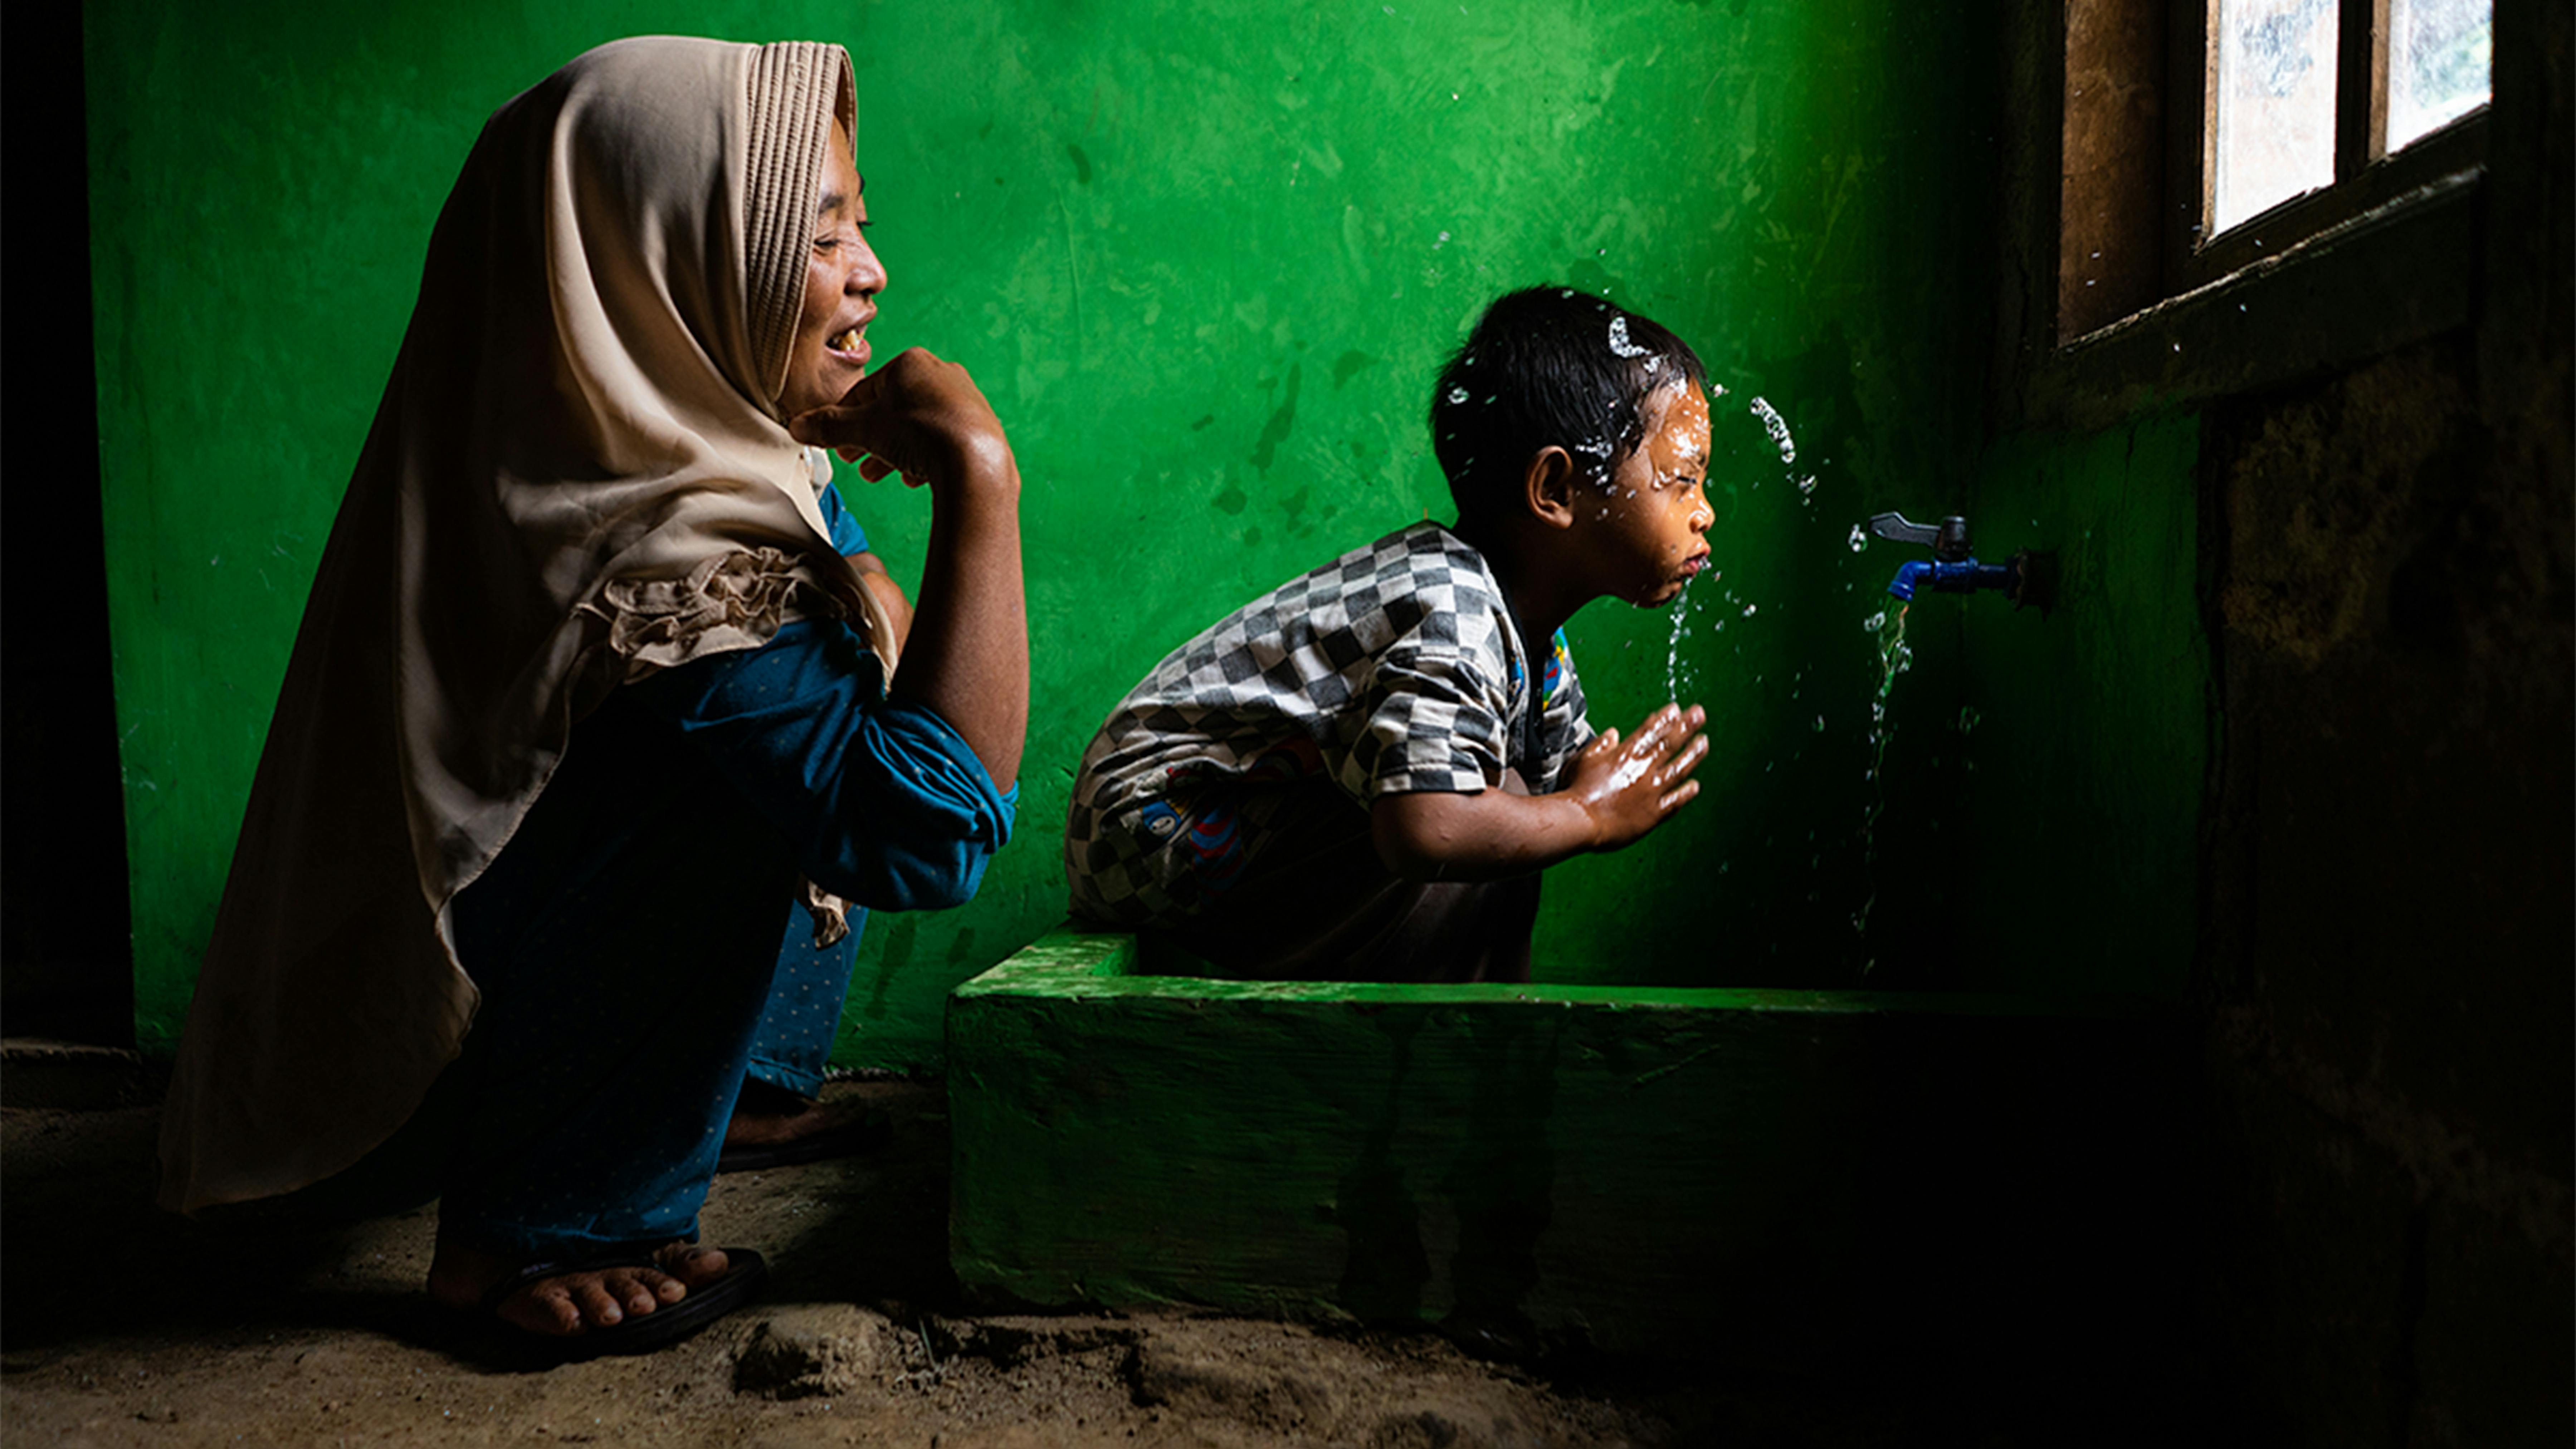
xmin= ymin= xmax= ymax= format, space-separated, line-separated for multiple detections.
xmin=722 ymin=1079 xmax=879 ymax=1154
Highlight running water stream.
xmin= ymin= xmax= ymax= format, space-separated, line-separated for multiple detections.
xmin=1850 ymin=602 xmax=1912 ymax=970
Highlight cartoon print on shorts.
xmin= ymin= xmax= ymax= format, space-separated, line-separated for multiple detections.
xmin=1138 ymin=740 xmax=1326 ymax=899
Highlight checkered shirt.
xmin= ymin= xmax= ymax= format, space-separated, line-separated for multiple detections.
xmin=1064 ymin=521 xmax=1592 ymax=922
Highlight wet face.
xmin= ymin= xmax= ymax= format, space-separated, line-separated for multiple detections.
xmin=1587 ymin=382 xmax=1715 ymax=606
xmin=777 ymin=119 xmax=885 ymax=420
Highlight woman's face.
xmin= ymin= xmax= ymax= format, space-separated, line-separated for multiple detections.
xmin=778 ymin=119 xmax=885 ymax=420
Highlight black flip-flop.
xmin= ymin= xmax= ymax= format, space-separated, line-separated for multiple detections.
xmin=475 ymin=1247 xmax=769 ymax=1368
xmin=715 ymin=1105 xmax=892 ymax=1174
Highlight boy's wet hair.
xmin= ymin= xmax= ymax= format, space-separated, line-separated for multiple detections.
xmin=1430 ymin=287 xmax=1707 ymax=516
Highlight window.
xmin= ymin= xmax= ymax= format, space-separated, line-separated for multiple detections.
xmin=2058 ymin=0 xmax=2492 ymax=341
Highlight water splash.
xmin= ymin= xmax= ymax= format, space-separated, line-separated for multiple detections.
xmin=1663 ymin=576 xmax=1700 ymax=702
xmin=1607 ymin=315 xmax=1650 ymax=358
xmin=1847 ymin=523 xmax=1868 ymax=553
xmin=1747 ymin=397 xmax=1797 ymax=464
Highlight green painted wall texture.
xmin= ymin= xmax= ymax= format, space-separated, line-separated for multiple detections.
xmin=89 ymin=0 xmax=2199 ymax=1065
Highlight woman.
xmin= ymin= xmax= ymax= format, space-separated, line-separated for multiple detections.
xmin=156 ymin=36 xmax=1026 ymax=1361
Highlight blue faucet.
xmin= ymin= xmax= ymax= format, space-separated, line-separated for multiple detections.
xmin=1868 ymin=512 xmax=2052 ymax=609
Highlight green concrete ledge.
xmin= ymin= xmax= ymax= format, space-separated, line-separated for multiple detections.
xmin=947 ymin=928 xmax=2184 ymax=1361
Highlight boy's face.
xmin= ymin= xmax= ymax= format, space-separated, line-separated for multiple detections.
xmin=1585 ymin=382 xmax=1715 ymax=606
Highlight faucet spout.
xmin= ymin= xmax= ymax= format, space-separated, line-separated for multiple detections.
xmin=1885 ymin=558 xmax=2021 ymax=602
xmin=1868 ymin=510 xmax=2055 ymax=610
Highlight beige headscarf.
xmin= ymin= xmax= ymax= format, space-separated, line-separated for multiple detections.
xmin=159 ymin=37 xmax=891 ymax=1213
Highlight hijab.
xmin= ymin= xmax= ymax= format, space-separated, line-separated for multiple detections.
xmin=159 ymin=37 xmax=884 ymax=1212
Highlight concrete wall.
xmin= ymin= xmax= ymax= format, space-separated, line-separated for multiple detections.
xmin=1975 ymin=0 xmax=2574 ymax=1441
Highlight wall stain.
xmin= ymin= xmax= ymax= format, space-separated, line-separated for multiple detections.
xmin=861 ymin=915 xmax=920 ymax=1020
xmin=1251 ymin=364 xmax=1304 ymax=474
xmin=1438 ymin=1011 xmax=1562 ymax=1353
xmin=1066 ymin=141 xmax=1093 ymax=185
xmin=1332 ymin=1010 xmax=1432 ymax=1321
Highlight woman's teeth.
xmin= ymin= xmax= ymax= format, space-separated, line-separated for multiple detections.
xmin=830 ymin=328 xmax=863 ymax=352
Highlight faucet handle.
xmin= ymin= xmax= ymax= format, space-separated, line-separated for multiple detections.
xmin=1867 ymin=511 xmax=1973 ymax=561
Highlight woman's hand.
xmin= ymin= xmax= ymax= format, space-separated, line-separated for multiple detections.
xmin=789 ymin=348 xmax=1016 ymax=500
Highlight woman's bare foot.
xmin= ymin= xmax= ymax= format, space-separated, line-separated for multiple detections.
xmin=427 ymin=1236 xmax=731 ymax=1338
xmin=723 ymin=1080 xmax=883 ymax=1156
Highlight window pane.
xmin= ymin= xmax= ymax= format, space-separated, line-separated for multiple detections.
xmin=2387 ymin=0 xmax=2491 ymax=150
xmin=2211 ymin=0 xmax=2339 ymax=235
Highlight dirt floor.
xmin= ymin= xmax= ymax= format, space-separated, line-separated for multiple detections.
xmin=3 ymin=1069 xmax=1998 ymax=1448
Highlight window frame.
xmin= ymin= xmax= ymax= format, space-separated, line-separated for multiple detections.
xmin=2174 ymin=0 xmax=2490 ymax=293
xmin=2023 ymin=0 xmax=2492 ymax=427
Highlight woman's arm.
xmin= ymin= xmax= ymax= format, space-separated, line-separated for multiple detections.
xmin=846 ymin=551 xmax=916 ymax=653
xmin=790 ymin=349 xmax=1026 ymax=790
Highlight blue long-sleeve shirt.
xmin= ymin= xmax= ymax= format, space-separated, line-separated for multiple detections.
xmin=644 ymin=616 xmax=1015 ymax=910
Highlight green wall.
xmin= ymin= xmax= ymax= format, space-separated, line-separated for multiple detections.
xmin=1956 ymin=417 xmax=2207 ymax=999
xmin=90 ymin=0 xmax=2197 ymax=1066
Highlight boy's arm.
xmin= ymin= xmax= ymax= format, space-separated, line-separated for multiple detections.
xmin=1369 ymin=704 xmax=1707 ymax=882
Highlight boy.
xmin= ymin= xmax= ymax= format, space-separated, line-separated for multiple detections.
xmin=1064 ymin=287 xmax=1713 ymax=981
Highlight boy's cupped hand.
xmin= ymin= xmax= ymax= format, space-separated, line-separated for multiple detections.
xmin=788 ymin=347 xmax=1016 ymax=498
xmin=1565 ymin=704 xmax=1708 ymax=850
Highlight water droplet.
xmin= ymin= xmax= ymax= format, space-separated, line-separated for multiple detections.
xmin=1846 ymin=524 xmax=1868 ymax=552
xmin=1741 ymin=603 xmax=1757 ymax=617
xmin=1863 ymin=610 xmax=1885 ymax=631
xmin=1813 ymin=714 xmax=1826 ymax=732
xmin=1606 ymin=316 xmax=1649 ymax=358
xmin=1747 ymin=397 xmax=1796 ymax=464
xmin=1446 ymin=386 xmax=1468 ymax=404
